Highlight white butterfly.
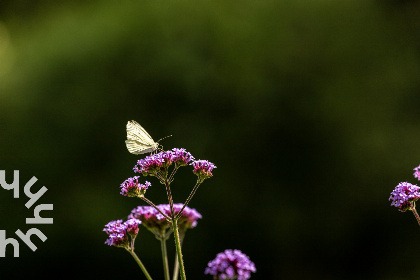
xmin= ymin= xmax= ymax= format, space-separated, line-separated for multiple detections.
xmin=125 ymin=120 xmax=159 ymax=155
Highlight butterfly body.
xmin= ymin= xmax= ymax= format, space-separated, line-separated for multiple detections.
xmin=125 ymin=120 xmax=159 ymax=155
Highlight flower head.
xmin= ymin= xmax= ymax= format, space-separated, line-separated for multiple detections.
xmin=125 ymin=218 xmax=142 ymax=237
xmin=205 ymin=249 xmax=256 ymax=280
xmin=129 ymin=203 xmax=202 ymax=239
xmin=414 ymin=165 xmax=420 ymax=180
xmin=103 ymin=220 xmax=129 ymax=248
xmin=191 ymin=160 xmax=216 ymax=182
xmin=389 ymin=182 xmax=420 ymax=212
xmin=172 ymin=148 xmax=195 ymax=167
xmin=129 ymin=205 xmax=172 ymax=237
xmin=134 ymin=151 xmax=174 ymax=177
xmin=103 ymin=219 xmax=142 ymax=248
xmin=120 ymin=176 xmax=150 ymax=197
xmin=133 ymin=148 xmax=195 ymax=177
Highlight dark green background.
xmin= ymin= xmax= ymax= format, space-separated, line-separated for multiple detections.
xmin=1 ymin=0 xmax=420 ymax=279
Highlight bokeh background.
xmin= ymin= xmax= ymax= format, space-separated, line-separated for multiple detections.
xmin=1 ymin=0 xmax=420 ymax=279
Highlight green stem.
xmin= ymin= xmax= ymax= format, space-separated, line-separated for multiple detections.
xmin=168 ymin=166 xmax=179 ymax=183
xmin=173 ymin=219 xmax=186 ymax=280
xmin=172 ymin=234 xmax=184 ymax=280
xmin=164 ymin=180 xmax=175 ymax=218
xmin=172 ymin=253 xmax=179 ymax=280
xmin=160 ymin=239 xmax=171 ymax=280
xmin=411 ymin=203 xmax=420 ymax=226
xmin=156 ymin=171 xmax=167 ymax=183
xmin=125 ymin=248 xmax=153 ymax=280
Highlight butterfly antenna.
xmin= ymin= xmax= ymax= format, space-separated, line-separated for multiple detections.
xmin=150 ymin=135 xmax=173 ymax=154
xmin=157 ymin=135 xmax=172 ymax=143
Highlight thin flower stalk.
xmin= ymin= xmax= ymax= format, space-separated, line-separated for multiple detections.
xmin=172 ymin=233 xmax=185 ymax=280
xmin=126 ymin=248 xmax=154 ymax=280
xmin=140 ymin=196 xmax=172 ymax=222
xmin=164 ymin=180 xmax=176 ymax=218
xmin=160 ymin=239 xmax=170 ymax=280
xmin=172 ymin=219 xmax=186 ymax=280
xmin=175 ymin=181 xmax=201 ymax=220
xmin=411 ymin=202 xmax=420 ymax=226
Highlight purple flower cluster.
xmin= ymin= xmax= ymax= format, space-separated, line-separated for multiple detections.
xmin=120 ymin=176 xmax=150 ymax=197
xmin=390 ymin=164 xmax=420 ymax=212
xmin=205 ymin=249 xmax=256 ymax=280
xmin=191 ymin=160 xmax=217 ymax=182
xmin=134 ymin=148 xmax=195 ymax=176
xmin=129 ymin=205 xmax=171 ymax=235
xmin=125 ymin=218 xmax=142 ymax=236
xmin=414 ymin=165 xmax=420 ymax=180
xmin=103 ymin=218 xmax=141 ymax=248
xmin=133 ymin=151 xmax=172 ymax=176
xmin=129 ymin=203 xmax=202 ymax=238
xmin=172 ymin=148 xmax=196 ymax=167
xmin=390 ymin=182 xmax=420 ymax=212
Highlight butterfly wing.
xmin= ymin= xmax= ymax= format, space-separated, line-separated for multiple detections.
xmin=126 ymin=120 xmax=154 ymax=142
xmin=126 ymin=120 xmax=158 ymax=154
xmin=125 ymin=140 xmax=157 ymax=154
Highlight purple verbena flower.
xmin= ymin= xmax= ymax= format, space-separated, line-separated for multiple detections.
xmin=389 ymin=182 xmax=420 ymax=212
xmin=414 ymin=165 xmax=420 ymax=180
xmin=129 ymin=205 xmax=171 ymax=237
xmin=124 ymin=218 xmax=142 ymax=237
xmin=133 ymin=149 xmax=195 ymax=177
xmin=120 ymin=176 xmax=150 ymax=197
xmin=129 ymin=203 xmax=202 ymax=239
xmin=205 ymin=249 xmax=256 ymax=280
xmin=191 ymin=160 xmax=216 ymax=182
xmin=172 ymin=148 xmax=195 ymax=167
xmin=103 ymin=218 xmax=142 ymax=248
xmin=133 ymin=151 xmax=174 ymax=176
xmin=103 ymin=220 xmax=129 ymax=248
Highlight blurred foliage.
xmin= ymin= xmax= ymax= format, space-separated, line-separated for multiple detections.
xmin=1 ymin=0 xmax=420 ymax=279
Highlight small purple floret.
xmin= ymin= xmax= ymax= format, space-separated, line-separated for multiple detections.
xmin=191 ymin=160 xmax=216 ymax=182
xmin=172 ymin=148 xmax=195 ymax=166
xmin=103 ymin=220 xmax=129 ymax=248
xmin=414 ymin=165 xmax=420 ymax=180
xmin=120 ymin=176 xmax=150 ymax=197
xmin=103 ymin=219 xmax=142 ymax=248
xmin=389 ymin=182 xmax=420 ymax=212
xmin=205 ymin=249 xmax=256 ymax=280
xmin=125 ymin=218 xmax=142 ymax=236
